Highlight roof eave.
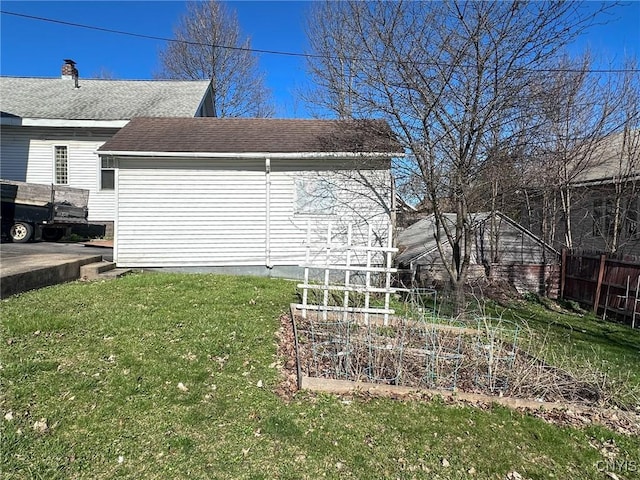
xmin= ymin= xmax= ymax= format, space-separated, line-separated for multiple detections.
xmin=570 ymin=173 xmax=640 ymax=188
xmin=1 ymin=117 xmax=128 ymax=128
xmin=96 ymin=150 xmax=405 ymax=159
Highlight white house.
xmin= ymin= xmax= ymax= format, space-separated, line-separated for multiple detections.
xmin=97 ymin=117 xmax=402 ymax=275
xmin=0 ymin=60 xmax=214 ymax=235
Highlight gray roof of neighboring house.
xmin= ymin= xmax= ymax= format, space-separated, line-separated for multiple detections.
xmin=0 ymin=77 xmax=212 ymax=120
xmin=98 ymin=117 xmax=403 ymax=154
xmin=571 ymin=129 xmax=640 ymax=185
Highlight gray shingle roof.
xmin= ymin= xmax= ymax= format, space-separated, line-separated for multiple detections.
xmin=0 ymin=77 xmax=211 ymax=120
xmin=571 ymin=130 xmax=640 ymax=184
xmin=98 ymin=117 xmax=402 ymax=154
xmin=396 ymin=212 xmax=557 ymax=266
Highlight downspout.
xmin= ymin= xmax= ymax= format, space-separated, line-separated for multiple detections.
xmin=390 ymin=175 xmax=397 ymax=244
xmin=113 ymin=156 xmax=119 ymax=266
xmin=265 ymin=157 xmax=272 ymax=268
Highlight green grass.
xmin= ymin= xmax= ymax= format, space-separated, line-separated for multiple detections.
xmin=1 ymin=273 xmax=639 ymax=479
xmin=392 ymin=290 xmax=640 ymax=406
xmin=479 ymin=296 xmax=640 ymax=407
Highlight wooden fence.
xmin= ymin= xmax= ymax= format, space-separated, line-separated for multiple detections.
xmin=561 ymin=249 xmax=640 ymax=327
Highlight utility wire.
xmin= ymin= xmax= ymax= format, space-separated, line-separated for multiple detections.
xmin=0 ymin=10 xmax=313 ymax=58
xmin=1 ymin=9 xmax=639 ymax=74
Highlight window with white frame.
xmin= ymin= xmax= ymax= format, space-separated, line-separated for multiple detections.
xmin=101 ymin=157 xmax=116 ymax=190
xmin=295 ymin=176 xmax=337 ymax=215
xmin=54 ymin=146 xmax=68 ymax=185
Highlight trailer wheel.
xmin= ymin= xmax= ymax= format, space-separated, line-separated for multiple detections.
xmin=42 ymin=227 xmax=64 ymax=242
xmin=9 ymin=222 xmax=33 ymax=243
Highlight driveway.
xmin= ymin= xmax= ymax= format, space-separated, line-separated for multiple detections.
xmin=0 ymin=241 xmax=114 ymax=298
xmin=1 ymin=241 xmax=113 ymax=263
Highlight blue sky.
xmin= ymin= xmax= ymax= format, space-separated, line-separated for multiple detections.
xmin=1 ymin=1 xmax=638 ymax=118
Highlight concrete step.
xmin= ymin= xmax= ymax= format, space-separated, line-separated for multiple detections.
xmin=80 ymin=261 xmax=116 ymax=281
xmin=97 ymin=268 xmax=133 ymax=280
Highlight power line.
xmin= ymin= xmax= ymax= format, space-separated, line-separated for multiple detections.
xmin=1 ymin=9 xmax=639 ymax=74
xmin=0 ymin=10 xmax=313 ymax=59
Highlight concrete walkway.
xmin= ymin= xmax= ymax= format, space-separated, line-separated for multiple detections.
xmin=0 ymin=242 xmax=112 ymax=298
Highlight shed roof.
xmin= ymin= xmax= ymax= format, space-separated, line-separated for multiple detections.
xmin=98 ymin=117 xmax=403 ymax=155
xmin=396 ymin=211 xmax=557 ymax=266
xmin=0 ymin=77 xmax=212 ymax=121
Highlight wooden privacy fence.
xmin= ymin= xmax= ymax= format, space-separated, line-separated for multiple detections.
xmin=561 ymin=249 xmax=640 ymax=327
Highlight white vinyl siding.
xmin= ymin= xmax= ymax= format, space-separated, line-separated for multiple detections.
xmin=115 ymin=156 xmax=392 ymax=269
xmin=0 ymin=125 xmax=118 ymax=222
xmin=271 ymin=167 xmax=392 ymax=266
xmin=116 ymin=158 xmax=267 ymax=267
xmin=0 ymin=128 xmax=31 ymax=180
xmin=294 ymin=176 xmax=337 ymax=214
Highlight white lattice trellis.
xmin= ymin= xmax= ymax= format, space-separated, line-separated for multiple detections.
xmin=297 ymin=220 xmax=398 ymax=325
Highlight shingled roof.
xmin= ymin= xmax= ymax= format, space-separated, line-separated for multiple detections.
xmin=571 ymin=130 xmax=640 ymax=185
xmin=98 ymin=117 xmax=403 ymax=155
xmin=0 ymin=77 xmax=212 ymax=121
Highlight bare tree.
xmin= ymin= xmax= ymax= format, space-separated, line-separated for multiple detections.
xmin=304 ymin=2 xmax=365 ymax=119
xmin=607 ymin=62 xmax=640 ymax=254
xmin=157 ymin=0 xmax=273 ymax=117
xmin=91 ymin=67 xmax=117 ymax=79
xmin=521 ymin=53 xmax=617 ymax=249
xmin=306 ymin=0 xmax=615 ymax=313
xmin=588 ymin=60 xmax=640 ymax=254
xmin=518 ymin=55 xmax=639 ymax=255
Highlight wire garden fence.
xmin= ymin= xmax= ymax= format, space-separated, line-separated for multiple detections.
xmin=293 ymin=222 xmax=522 ymax=394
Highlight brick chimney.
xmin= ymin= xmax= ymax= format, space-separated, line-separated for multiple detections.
xmin=61 ymin=59 xmax=79 ymax=88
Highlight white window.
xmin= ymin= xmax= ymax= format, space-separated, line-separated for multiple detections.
xmin=54 ymin=146 xmax=68 ymax=185
xmin=295 ymin=176 xmax=337 ymax=215
xmin=101 ymin=157 xmax=116 ymax=190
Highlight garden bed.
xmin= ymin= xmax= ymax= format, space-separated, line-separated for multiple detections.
xmin=276 ymin=306 xmax=640 ymax=436
xmin=289 ymin=307 xmax=601 ymax=404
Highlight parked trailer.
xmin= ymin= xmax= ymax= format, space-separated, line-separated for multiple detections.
xmin=1 ymin=179 xmax=89 ymax=243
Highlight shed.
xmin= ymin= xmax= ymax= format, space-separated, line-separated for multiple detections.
xmin=396 ymin=212 xmax=560 ymax=295
xmin=97 ymin=117 xmax=402 ymax=275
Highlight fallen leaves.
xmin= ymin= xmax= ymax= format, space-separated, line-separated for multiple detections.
xmin=32 ymin=418 xmax=49 ymax=434
xmin=211 ymin=354 xmax=228 ymax=370
xmin=274 ymin=313 xmax=300 ymax=401
xmin=276 ymin=312 xmax=640 ymax=436
xmin=505 ymin=472 xmax=525 ymax=480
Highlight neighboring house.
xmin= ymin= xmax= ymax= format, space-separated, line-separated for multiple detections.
xmin=394 ymin=196 xmax=422 ymax=229
xmin=97 ymin=117 xmax=402 ymax=275
xmin=522 ymin=130 xmax=640 ymax=257
xmin=0 ymin=60 xmax=214 ymax=235
xmin=396 ymin=211 xmax=559 ymax=296
xmin=567 ymin=130 xmax=640 ymax=257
